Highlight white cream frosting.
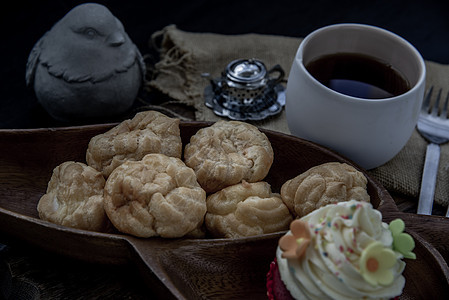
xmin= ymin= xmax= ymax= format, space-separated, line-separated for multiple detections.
xmin=276 ymin=200 xmax=406 ymax=300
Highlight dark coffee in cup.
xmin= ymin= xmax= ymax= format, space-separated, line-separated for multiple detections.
xmin=305 ymin=53 xmax=411 ymax=99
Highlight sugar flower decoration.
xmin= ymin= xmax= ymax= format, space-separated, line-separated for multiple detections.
xmin=279 ymin=220 xmax=311 ymax=260
xmin=389 ymin=218 xmax=416 ymax=259
xmin=360 ymin=241 xmax=397 ymax=286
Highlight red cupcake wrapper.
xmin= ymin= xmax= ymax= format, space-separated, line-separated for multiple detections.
xmin=266 ymin=258 xmax=295 ymax=300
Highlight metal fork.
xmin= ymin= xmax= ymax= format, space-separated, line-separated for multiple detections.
xmin=416 ymin=87 xmax=449 ymax=216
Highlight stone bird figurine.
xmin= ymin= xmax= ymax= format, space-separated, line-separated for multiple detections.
xmin=26 ymin=3 xmax=145 ymax=122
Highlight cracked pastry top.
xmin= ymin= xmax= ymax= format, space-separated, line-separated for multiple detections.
xmin=280 ymin=162 xmax=370 ymax=218
xmin=205 ymin=180 xmax=292 ymax=238
xmin=103 ymin=153 xmax=207 ymax=238
xmin=184 ymin=120 xmax=274 ymax=193
xmin=86 ymin=110 xmax=182 ymax=178
xmin=37 ymin=161 xmax=109 ymax=232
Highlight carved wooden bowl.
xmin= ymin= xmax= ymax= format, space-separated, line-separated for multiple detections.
xmin=0 ymin=122 xmax=448 ymax=299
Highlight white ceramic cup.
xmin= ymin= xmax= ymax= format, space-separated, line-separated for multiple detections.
xmin=286 ymin=23 xmax=426 ymax=169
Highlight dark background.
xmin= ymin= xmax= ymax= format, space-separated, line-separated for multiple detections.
xmin=1 ymin=0 xmax=449 ymax=128
xmin=1 ymin=1 xmax=449 ymax=298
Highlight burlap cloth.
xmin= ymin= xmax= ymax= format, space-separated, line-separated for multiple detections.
xmin=147 ymin=25 xmax=449 ymax=207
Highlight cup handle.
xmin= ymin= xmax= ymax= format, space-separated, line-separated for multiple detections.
xmin=267 ymin=64 xmax=285 ymax=86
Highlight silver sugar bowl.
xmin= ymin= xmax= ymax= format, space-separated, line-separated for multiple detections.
xmin=204 ymin=58 xmax=285 ymax=121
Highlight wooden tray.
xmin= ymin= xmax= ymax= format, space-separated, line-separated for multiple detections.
xmin=0 ymin=122 xmax=448 ymax=299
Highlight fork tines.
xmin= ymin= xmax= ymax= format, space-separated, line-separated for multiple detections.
xmin=424 ymin=86 xmax=449 ymax=119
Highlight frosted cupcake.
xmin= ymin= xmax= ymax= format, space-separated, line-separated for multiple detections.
xmin=267 ymin=200 xmax=415 ymax=300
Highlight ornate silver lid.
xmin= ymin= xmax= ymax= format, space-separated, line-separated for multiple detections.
xmin=204 ymin=58 xmax=285 ymax=121
xmin=225 ymin=59 xmax=267 ymax=87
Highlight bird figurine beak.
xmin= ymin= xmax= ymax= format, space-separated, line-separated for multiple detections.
xmin=107 ymin=32 xmax=126 ymax=47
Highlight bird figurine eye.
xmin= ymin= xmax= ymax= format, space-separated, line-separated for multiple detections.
xmin=82 ymin=27 xmax=98 ymax=39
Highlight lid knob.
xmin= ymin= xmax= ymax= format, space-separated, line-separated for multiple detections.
xmin=226 ymin=59 xmax=267 ymax=84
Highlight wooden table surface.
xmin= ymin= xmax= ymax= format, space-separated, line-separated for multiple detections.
xmin=1 ymin=100 xmax=448 ymax=299
xmin=0 ymin=195 xmax=446 ymax=299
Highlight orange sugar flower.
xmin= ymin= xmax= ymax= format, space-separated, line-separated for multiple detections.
xmin=279 ymin=220 xmax=311 ymax=260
